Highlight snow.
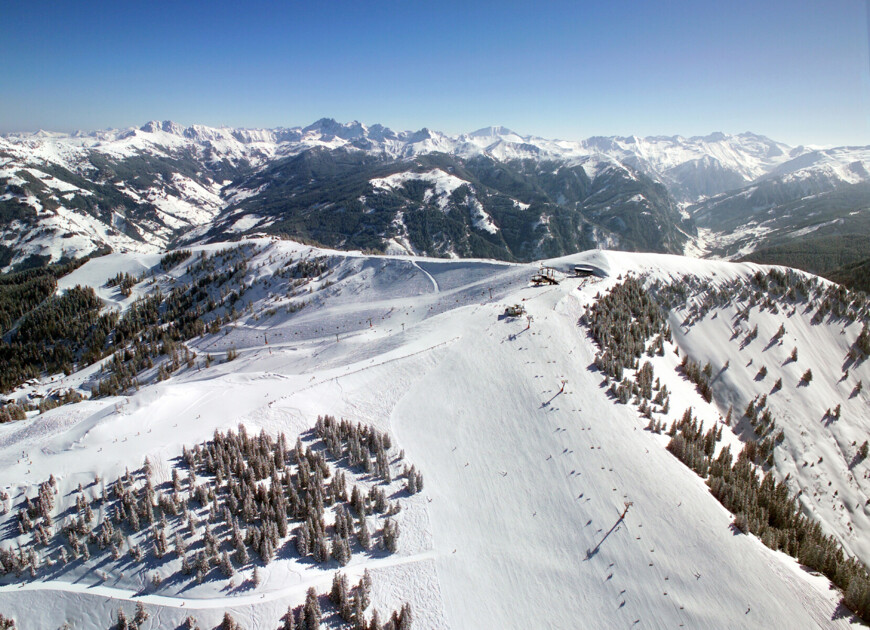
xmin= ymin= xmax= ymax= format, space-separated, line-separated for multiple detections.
xmin=465 ymin=195 xmax=498 ymax=234
xmin=0 ymin=239 xmax=863 ymax=628
xmin=370 ymin=169 xmax=469 ymax=211
xmin=225 ymin=214 xmax=263 ymax=233
xmin=0 ymin=200 xmax=160 ymax=271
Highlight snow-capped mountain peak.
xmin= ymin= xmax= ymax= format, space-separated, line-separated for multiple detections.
xmin=1 ymin=118 xmax=869 ymax=271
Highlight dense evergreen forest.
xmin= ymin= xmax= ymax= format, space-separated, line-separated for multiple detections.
xmin=829 ymin=257 xmax=870 ymax=294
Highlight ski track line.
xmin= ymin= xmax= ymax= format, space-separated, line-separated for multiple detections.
xmin=279 ymin=336 xmax=461 ymax=399
xmin=0 ymin=551 xmax=437 ymax=611
xmin=410 ymin=261 xmax=439 ymax=294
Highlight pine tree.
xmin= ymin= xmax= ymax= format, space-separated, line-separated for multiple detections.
xmin=359 ymin=569 xmax=372 ymax=610
xmin=281 ymin=606 xmax=296 ymax=630
xmin=220 ymin=612 xmax=239 ymax=630
xmin=331 ymin=572 xmax=351 ymax=620
xmin=332 ymin=535 xmax=351 ymax=566
xmin=234 ymin=537 xmax=249 ymax=565
xmin=134 ymin=602 xmax=149 ymax=625
xmin=251 ymin=565 xmax=260 ymax=587
xmin=302 ymin=587 xmax=322 ymax=630
xmin=397 ymin=602 xmax=413 ymax=630
xmin=220 ymin=551 xmax=234 ymax=577
xmin=357 ymin=517 xmax=372 ymax=551
xmin=116 ymin=608 xmax=130 ymax=630
xmin=382 ymin=519 xmax=399 ymax=553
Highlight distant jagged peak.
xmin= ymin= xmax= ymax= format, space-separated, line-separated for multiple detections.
xmin=365 ymin=123 xmax=399 ymax=142
xmin=697 ymin=131 xmax=728 ymax=143
xmin=467 ymin=125 xmax=523 ymax=140
xmin=302 ymin=117 xmax=371 ymax=141
xmin=33 ymin=129 xmax=65 ymax=138
xmin=139 ymin=120 xmax=187 ymax=135
xmin=404 ymin=127 xmax=435 ymax=143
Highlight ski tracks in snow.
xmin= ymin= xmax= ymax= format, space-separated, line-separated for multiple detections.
xmin=0 ymin=551 xmax=438 ymax=612
xmin=410 ymin=261 xmax=439 ymax=294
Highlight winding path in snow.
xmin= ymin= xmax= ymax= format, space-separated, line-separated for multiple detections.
xmin=0 ymin=551 xmax=437 ymax=611
xmin=410 ymin=261 xmax=439 ymax=293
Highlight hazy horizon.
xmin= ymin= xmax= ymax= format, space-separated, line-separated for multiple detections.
xmin=0 ymin=117 xmax=855 ymax=150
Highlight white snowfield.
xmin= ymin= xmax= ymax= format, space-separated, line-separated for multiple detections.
xmin=0 ymin=239 xmax=866 ymax=629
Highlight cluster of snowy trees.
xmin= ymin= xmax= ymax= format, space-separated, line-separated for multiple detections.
xmin=665 ymin=408 xmax=870 ymax=622
xmin=105 ymin=271 xmax=138 ymax=296
xmin=0 ymin=421 xmax=414 ymax=586
xmin=585 ymin=277 xmax=672 ymax=415
xmin=665 ymin=408 xmax=722 ymax=476
xmin=281 ymin=255 xmax=331 ymax=281
xmin=587 ymin=277 xmax=671 ymax=383
xmin=314 ymin=415 xmax=425 ymax=496
xmin=0 ymin=403 xmax=26 ymax=424
xmin=742 ymin=395 xmax=784 ymax=466
xmin=120 ymin=572 xmax=413 ymax=630
xmin=160 ymin=249 xmax=192 ymax=270
xmin=114 ymin=602 xmax=149 ymax=630
xmin=679 ymin=355 xmax=713 ymax=403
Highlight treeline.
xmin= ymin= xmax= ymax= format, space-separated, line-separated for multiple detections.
xmin=93 ymin=246 xmax=256 ymax=397
xmin=680 ymin=356 xmax=713 ymax=403
xmin=0 ymin=285 xmax=117 ymax=392
xmin=0 ymin=254 xmax=109 ymax=389
xmin=0 ymin=272 xmax=56 ymax=334
xmin=160 ymin=249 xmax=192 ymax=270
xmin=588 ymin=273 xmax=870 ymax=620
xmin=655 ymin=267 xmax=869 ymax=331
xmin=114 ymin=577 xmax=413 ymax=630
xmin=828 ymin=257 xmax=870 ymax=294
xmin=743 ymin=395 xmax=784 ymax=466
xmin=666 ymin=408 xmax=870 ymax=622
xmin=0 ymin=242 xmax=333 ymax=414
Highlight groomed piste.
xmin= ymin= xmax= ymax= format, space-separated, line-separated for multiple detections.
xmin=0 ymin=238 xmax=866 ymax=629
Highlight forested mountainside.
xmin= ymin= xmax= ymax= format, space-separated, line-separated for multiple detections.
xmin=3 ymin=120 xmax=869 ymax=272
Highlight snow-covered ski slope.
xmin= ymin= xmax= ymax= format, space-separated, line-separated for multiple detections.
xmin=0 ymin=239 xmax=866 ymax=629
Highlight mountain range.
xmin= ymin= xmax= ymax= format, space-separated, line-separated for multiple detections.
xmin=2 ymin=119 xmax=869 ymax=275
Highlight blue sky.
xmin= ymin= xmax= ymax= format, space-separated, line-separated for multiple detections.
xmin=2 ymin=0 xmax=869 ymax=146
